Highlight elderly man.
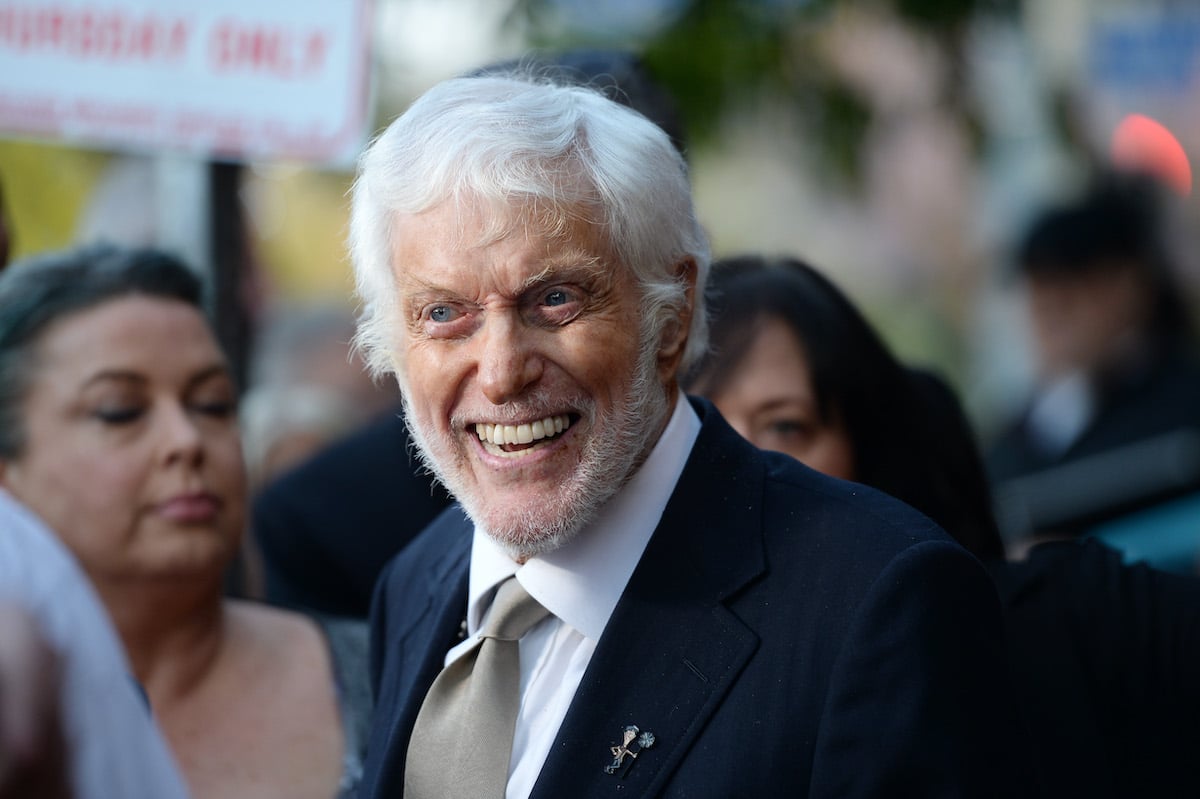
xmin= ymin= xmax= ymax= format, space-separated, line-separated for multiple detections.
xmin=354 ymin=73 xmax=1033 ymax=798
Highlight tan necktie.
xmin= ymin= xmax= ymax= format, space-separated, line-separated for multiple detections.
xmin=404 ymin=576 xmax=550 ymax=799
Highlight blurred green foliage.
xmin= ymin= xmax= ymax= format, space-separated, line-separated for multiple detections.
xmin=510 ymin=0 xmax=1018 ymax=188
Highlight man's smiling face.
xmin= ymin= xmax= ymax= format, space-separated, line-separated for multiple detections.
xmin=389 ymin=198 xmax=673 ymax=559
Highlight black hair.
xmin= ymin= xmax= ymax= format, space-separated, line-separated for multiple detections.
xmin=686 ymin=255 xmax=1005 ymax=561
xmin=0 ymin=243 xmax=206 ymax=458
xmin=1017 ymin=172 xmax=1191 ymax=345
xmin=906 ymin=368 xmax=1006 ymax=561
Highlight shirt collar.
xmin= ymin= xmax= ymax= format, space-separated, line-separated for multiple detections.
xmin=465 ymin=391 xmax=701 ymax=640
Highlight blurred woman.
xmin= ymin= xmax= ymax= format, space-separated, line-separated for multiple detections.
xmin=0 ymin=245 xmax=369 ymax=799
xmin=685 ymin=254 xmax=1005 ymax=561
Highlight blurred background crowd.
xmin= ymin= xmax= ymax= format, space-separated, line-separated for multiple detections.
xmin=3 ymin=1 xmax=1200 ymax=582
xmin=4 ymin=0 xmax=1200 ymax=795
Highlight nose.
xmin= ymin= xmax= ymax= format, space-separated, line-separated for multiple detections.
xmin=159 ymin=402 xmax=205 ymax=467
xmin=477 ymin=313 xmax=543 ymax=405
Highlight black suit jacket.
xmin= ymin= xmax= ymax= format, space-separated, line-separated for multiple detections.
xmin=252 ymin=409 xmax=452 ymax=617
xmin=991 ymin=539 xmax=1200 ymax=798
xmin=363 ymin=399 xmax=1036 ymax=797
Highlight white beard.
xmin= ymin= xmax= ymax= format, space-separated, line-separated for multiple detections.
xmin=400 ymin=341 xmax=670 ymax=561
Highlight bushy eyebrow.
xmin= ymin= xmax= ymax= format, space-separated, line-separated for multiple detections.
xmin=397 ymin=253 xmax=609 ymax=303
xmin=394 ymin=272 xmax=471 ymax=317
xmin=394 ymin=270 xmax=448 ymax=295
xmin=516 ymin=253 xmax=607 ymax=294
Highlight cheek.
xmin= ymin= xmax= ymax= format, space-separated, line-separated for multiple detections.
xmin=561 ymin=326 xmax=644 ymax=400
xmin=399 ymin=351 xmax=458 ymax=436
xmin=772 ymin=438 xmax=815 ymax=466
xmin=772 ymin=427 xmax=856 ymax=482
xmin=210 ymin=428 xmax=249 ymax=497
xmin=14 ymin=450 xmax=144 ymax=558
xmin=810 ymin=433 xmax=856 ymax=482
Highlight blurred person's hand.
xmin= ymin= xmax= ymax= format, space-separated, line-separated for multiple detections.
xmin=0 ymin=603 xmax=70 ymax=799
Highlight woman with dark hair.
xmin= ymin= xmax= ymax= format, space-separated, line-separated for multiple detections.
xmin=685 ymin=254 xmax=1005 ymax=561
xmin=0 ymin=244 xmax=369 ymax=799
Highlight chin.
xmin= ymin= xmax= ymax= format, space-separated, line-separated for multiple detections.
xmin=465 ymin=484 xmax=605 ymax=561
xmin=148 ymin=534 xmax=239 ymax=581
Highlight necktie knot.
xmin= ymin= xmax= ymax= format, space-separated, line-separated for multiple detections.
xmin=480 ymin=577 xmax=550 ymax=642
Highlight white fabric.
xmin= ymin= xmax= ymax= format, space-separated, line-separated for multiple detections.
xmin=0 ymin=488 xmax=190 ymax=799
xmin=1026 ymin=370 xmax=1096 ymax=457
xmin=444 ymin=393 xmax=701 ymax=799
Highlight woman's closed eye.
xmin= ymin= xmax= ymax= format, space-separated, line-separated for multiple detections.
xmin=92 ymin=406 xmax=144 ymax=425
xmin=187 ymin=373 xmax=239 ymax=420
xmin=191 ymin=399 xmax=237 ymax=419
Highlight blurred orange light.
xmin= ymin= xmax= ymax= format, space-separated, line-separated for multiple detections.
xmin=1111 ymin=114 xmax=1192 ymax=198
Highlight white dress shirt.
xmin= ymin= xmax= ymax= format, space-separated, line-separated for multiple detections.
xmin=443 ymin=392 xmax=701 ymax=799
xmin=0 ymin=488 xmax=190 ymax=799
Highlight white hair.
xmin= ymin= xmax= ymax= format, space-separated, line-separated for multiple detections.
xmin=348 ymin=73 xmax=710 ymax=379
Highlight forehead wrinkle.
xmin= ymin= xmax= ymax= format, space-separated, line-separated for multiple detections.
xmin=395 ymin=269 xmax=449 ymax=296
xmin=391 ymin=261 xmax=478 ymax=307
xmin=391 ymin=202 xmax=615 ymax=306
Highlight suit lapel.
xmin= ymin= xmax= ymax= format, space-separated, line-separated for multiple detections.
xmin=532 ymin=400 xmax=767 ymax=798
xmin=372 ymin=519 xmax=470 ymax=794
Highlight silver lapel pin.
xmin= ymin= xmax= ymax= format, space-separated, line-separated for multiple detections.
xmin=604 ymin=725 xmax=656 ymax=777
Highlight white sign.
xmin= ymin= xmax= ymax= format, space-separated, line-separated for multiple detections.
xmin=0 ymin=0 xmax=372 ymax=164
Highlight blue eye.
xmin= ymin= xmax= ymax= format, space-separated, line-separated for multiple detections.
xmin=545 ymin=289 xmax=569 ymax=307
xmin=430 ymin=306 xmax=455 ymax=323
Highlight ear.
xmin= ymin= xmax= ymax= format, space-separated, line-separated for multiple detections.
xmin=656 ymin=256 xmax=698 ymax=384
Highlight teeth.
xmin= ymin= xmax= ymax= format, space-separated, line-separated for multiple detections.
xmin=474 ymin=415 xmax=570 ymax=454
